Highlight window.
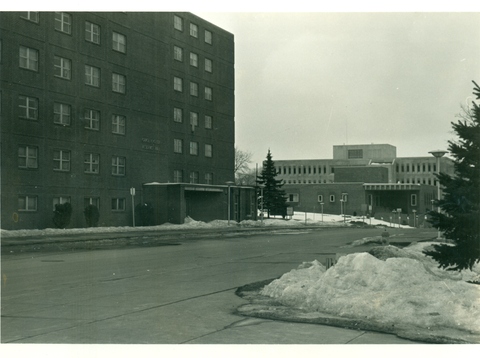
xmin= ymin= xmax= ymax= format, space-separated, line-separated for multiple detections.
xmin=205 ymin=29 xmax=212 ymax=44
xmin=21 ymin=12 xmax=39 ymax=23
xmin=53 ymin=150 xmax=71 ymax=171
xmin=85 ymin=21 xmax=100 ymax=44
xmin=19 ymin=46 xmax=38 ymax=71
xmin=190 ymin=23 xmax=198 ymax=38
xmin=174 ymin=139 xmax=183 ymax=153
xmin=174 ymin=46 xmax=183 ymax=61
xmin=111 ymin=198 xmax=125 ymax=211
xmin=54 ymin=103 xmax=71 ymax=126
xmin=18 ymin=145 xmax=38 ymax=169
xmin=55 ymin=12 xmax=71 ymax=34
xmin=174 ymin=107 xmax=183 ymax=123
xmin=189 ymin=142 xmax=198 ymax=155
xmin=84 ymin=153 xmax=100 ymax=174
xmin=205 ymin=86 xmax=212 ymax=101
xmin=205 ymin=144 xmax=212 ymax=157
xmin=190 ymin=52 xmax=198 ymax=67
xmin=190 ymin=112 xmax=198 ymax=130
xmin=190 ymin=82 xmax=198 ymax=97
xmin=205 ymin=173 xmax=213 ymax=185
xmin=18 ymin=196 xmax=37 ymax=211
xmin=411 ymin=194 xmax=417 ymax=206
xmin=287 ymin=194 xmax=299 ymax=202
xmin=112 ymin=32 xmax=126 ymax=53
xmin=112 ymin=73 xmax=126 ymax=93
xmin=174 ymin=77 xmax=183 ymax=92
xmin=54 ymin=56 xmax=71 ymax=79
xmin=85 ymin=109 xmax=100 ymax=130
xmin=205 ymin=115 xmax=212 ymax=129
xmin=112 ymin=114 xmax=125 ymax=135
xmin=205 ymin=58 xmax=212 ymax=73
xmin=317 ymin=195 xmax=323 ymax=203
xmin=112 ymin=156 xmax=125 ymax=176
xmin=174 ymin=15 xmax=183 ymax=31
xmin=53 ymin=197 xmax=70 ymax=211
xmin=189 ymin=171 xmax=199 ymax=184
xmin=330 ymin=195 xmax=335 ymax=202
xmin=85 ymin=65 xmax=100 ymax=87
xmin=19 ymin=96 xmax=38 ymax=120
xmin=348 ymin=149 xmax=363 ymax=159
xmin=174 ymin=170 xmax=183 ymax=183
xmin=85 ymin=197 xmax=100 ymax=208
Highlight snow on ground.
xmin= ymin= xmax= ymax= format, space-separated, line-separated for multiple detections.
xmin=260 ymin=241 xmax=480 ymax=338
xmin=0 ymin=211 xmax=403 ymax=238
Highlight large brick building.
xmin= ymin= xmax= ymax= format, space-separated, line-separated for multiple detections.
xmin=0 ymin=12 xmax=255 ymax=229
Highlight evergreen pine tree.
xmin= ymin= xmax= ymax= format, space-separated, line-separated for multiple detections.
xmin=256 ymin=149 xmax=287 ymax=218
xmin=424 ymin=81 xmax=480 ymax=271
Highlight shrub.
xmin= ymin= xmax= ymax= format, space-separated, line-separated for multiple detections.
xmin=53 ymin=202 xmax=72 ymax=229
xmin=84 ymin=205 xmax=100 ymax=227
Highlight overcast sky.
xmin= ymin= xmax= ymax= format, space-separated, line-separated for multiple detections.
xmin=195 ymin=11 xmax=480 ymax=166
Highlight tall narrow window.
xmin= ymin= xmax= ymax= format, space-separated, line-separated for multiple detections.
xmin=204 ymin=115 xmax=212 ymax=129
xmin=189 ymin=171 xmax=199 ymax=183
xmin=85 ymin=21 xmax=100 ymax=44
xmin=54 ymin=56 xmax=71 ymax=79
xmin=53 ymin=150 xmax=71 ymax=171
xmin=112 ymin=114 xmax=126 ymax=135
xmin=19 ymin=46 xmax=38 ymax=71
xmin=85 ymin=65 xmax=100 ymax=87
xmin=205 ymin=58 xmax=212 ymax=73
xmin=112 ymin=73 xmax=126 ymax=93
xmin=174 ymin=77 xmax=183 ymax=92
xmin=411 ymin=194 xmax=417 ymax=206
xmin=84 ymin=153 xmax=100 ymax=174
xmin=174 ymin=139 xmax=183 ymax=153
xmin=205 ymin=86 xmax=212 ymax=101
xmin=112 ymin=156 xmax=126 ymax=176
xmin=19 ymin=96 xmax=38 ymax=120
xmin=55 ymin=12 xmax=71 ymax=34
xmin=189 ymin=142 xmax=198 ymax=156
xmin=173 ymin=107 xmax=183 ymax=123
xmin=54 ymin=103 xmax=71 ymax=126
xmin=190 ymin=112 xmax=198 ymax=130
xmin=174 ymin=170 xmax=183 ymax=183
xmin=190 ymin=23 xmax=198 ymax=38
xmin=18 ymin=146 xmax=38 ymax=168
xmin=85 ymin=109 xmax=100 ymax=130
xmin=205 ymin=29 xmax=212 ymax=44
xmin=173 ymin=46 xmax=183 ymax=61
xmin=190 ymin=82 xmax=198 ymax=97
xmin=205 ymin=144 xmax=212 ymax=157
xmin=112 ymin=32 xmax=126 ymax=53
xmin=205 ymin=173 xmax=213 ymax=184
xmin=190 ymin=52 xmax=198 ymax=67
xmin=174 ymin=15 xmax=183 ymax=31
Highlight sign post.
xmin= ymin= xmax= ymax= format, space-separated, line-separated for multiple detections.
xmin=130 ymin=187 xmax=136 ymax=227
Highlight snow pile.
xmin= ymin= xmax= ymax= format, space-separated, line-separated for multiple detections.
xmin=261 ymin=242 xmax=480 ymax=335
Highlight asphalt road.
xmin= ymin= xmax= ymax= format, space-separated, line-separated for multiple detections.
xmin=1 ymin=227 xmax=436 ymax=344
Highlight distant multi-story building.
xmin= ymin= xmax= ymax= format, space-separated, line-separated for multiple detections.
xmin=0 ymin=12 xmax=255 ymax=230
xmin=274 ymin=144 xmax=454 ymax=226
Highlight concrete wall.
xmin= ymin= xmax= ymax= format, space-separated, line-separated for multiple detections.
xmin=335 ymin=166 xmax=389 ymax=183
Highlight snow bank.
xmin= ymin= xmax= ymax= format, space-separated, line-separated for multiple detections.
xmin=261 ymin=243 xmax=480 ymax=335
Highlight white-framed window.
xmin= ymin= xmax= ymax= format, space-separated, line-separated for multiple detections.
xmin=173 ymin=107 xmax=183 ymax=123
xmin=317 ymin=195 xmax=323 ymax=203
xmin=190 ymin=23 xmax=198 ymax=38
xmin=112 ymin=156 xmax=125 ymax=176
xmin=85 ymin=65 xmax=100 ymax=87
xmin=18 ymin=145 xmax=38 ymax=169
xmin=411 ymin=194 xmax=417 ymax=206
xmin=205 ymin=173 xmax=213 ymax=185
xmin=174 ymin=76 xmax=183 ymax=92
xmin=20 ymin=12 xmax=39 ymax=23
xmin=85 ymin=109 xmax=100 ymax=130
xmin=174 ymin=46 xmax=183 ymax=61
xmin=54 ymin=102 xmax=71 ymax=126
xmin=84 ymin=153 xmax=100 ymax=174
xmin=189 ymin=141 xmax=198 ymax=156
xmin=112 ymin=73 xmax=126 ymax=93
xmin=190 ymin=112 xmax=198 ymax=130
xmin=190 ymin=52 xmax=198 ymax=67
xmin=111 ymin=198 xmax=126 ymax=211
xmin=84 ymin=197 xmax=100 ymax=208
xmin=19 ymin=95 xmax=38 ymax=120
xmin=330 ymin=195 xmax=335 ymax=202
xmin=54 ymin=56 xmax=71 ymax=79
xmin=205 ymin=115 xmax=212 ymax=129
xmin=18 ymin=195 xmax=37 ymax=211
xmin=112 ymin=114 xmax=125 ymax=135
xmin=55 ymin=12 xmax=71 ymax=34
xmin=205 ymin=86 xmax=212 ymax=101
xmin=174 ymin=15 xmax=183 ymax=31
xmin=19 ymin=46 xmax=38 ymax=71
xmin=189 ymin=171 xmax=199 ymax=184
xmin=174 ymin=139 xmax=183 ymax=153
xmin=85 ymin=21 xmax=100 ymax=44
xmin=205 ymin=144 xmax=212 ymax=157
xmin=174 ymin=169 xmax=183 ymax=183
xmin=53 ymin=196 xmax=71 ymax=211
xmin=112 ymin=32 xmax=126 ymax=53
xmin=53 ymin=149 xmax=71 ymax=171
xmin=287 ymin=193 xmax=299 ymax=202
xmin=205 ymin=29 xmax=212 ymax=44
xmin=205 ymin=58 xmax=212 ymax=73
xmin=190 ymin=82 xmax=198 ymax=97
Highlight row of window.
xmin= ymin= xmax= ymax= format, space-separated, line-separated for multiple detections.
xmin=277 ymin=165 xmax=334 ymax=175
xmin=173 ymin=45 xmax=213 ymax=73
xmin=173 ymin=170 xmax=213 ymax=184
xmin=174 ymin=140 xmax=213 ymax=157
xmin=173 ymin=14 xmax=213 ymax=45
xmin=174 ymin=108 xmax=213 ymax=129
xmin=21 ymin=12 xmax=128 ymax=52
xmin=284 ymin=178 xmax=437 ymax=185
xmin=173 ymin=76 xmax=213 ymax=100
xmin=286 ymin=193 xmax=418 ymax=207
xmin=396 ymin=163 xmax=436 ymax=173
xmin=18 ymin=195 xmax=126 ymax=212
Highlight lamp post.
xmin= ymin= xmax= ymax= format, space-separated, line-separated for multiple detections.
xmin=340 ymin=199 xmax=344 ymax=223
xmin=429 ymin=150 xmax=447 ymax=240
xmin=226 ymin=181 xmax=235 ymax=225
xmin=258 ymin=184 xmax=265 ymax=224
xmin=341 ymin=193 xmax=347 ymax=224
xmin=412 ymin=209 xmax=417 ymax=228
